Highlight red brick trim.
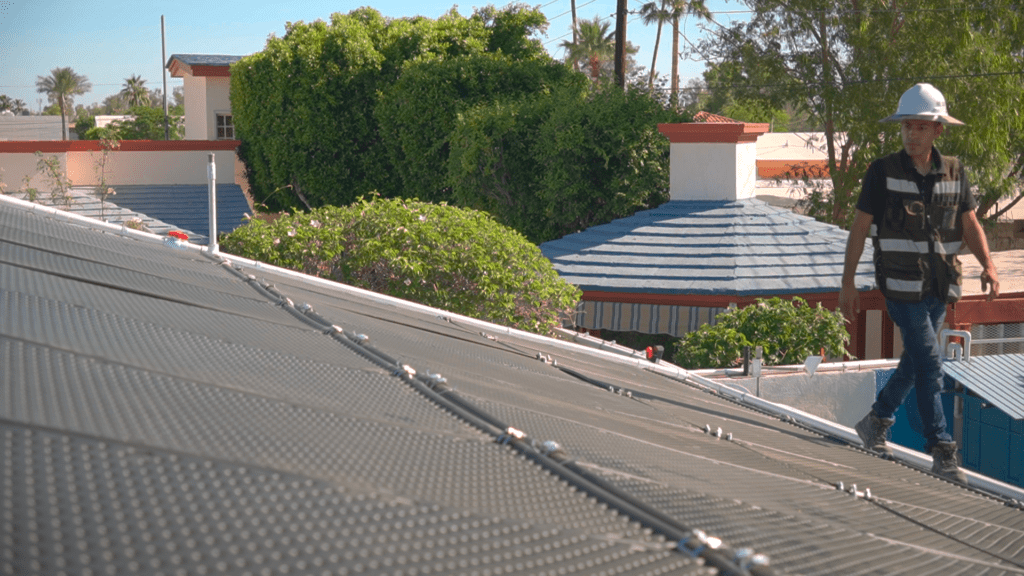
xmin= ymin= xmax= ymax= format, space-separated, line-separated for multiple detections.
xmin=658 ymin=122 xmax=771 ymax=144
xmin=0 ymin=140 xmax=240 ymax=153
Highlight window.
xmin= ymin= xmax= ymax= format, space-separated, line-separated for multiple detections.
xmin=216 ymin=113 xmax=234 ymax=139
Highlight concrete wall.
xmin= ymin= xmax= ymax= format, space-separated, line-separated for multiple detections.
xmin=65 ymin=149 xmax=238 ymax=186
xmin=0 ymin=142 xmax=243 ymax=191
xmin=726 ymin=370 xmax=878 ymax=427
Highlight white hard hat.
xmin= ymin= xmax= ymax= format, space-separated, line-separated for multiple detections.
xmin=880 ymin=83 xmax=964 ymax=126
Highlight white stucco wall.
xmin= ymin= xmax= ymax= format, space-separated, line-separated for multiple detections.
xmin=669 ymin=141 xmax=759 ymax=201
xmin=204 ymin=77 xmax=232 ymax=141
xmin=183 ymin=76 xmax=208 ymax=141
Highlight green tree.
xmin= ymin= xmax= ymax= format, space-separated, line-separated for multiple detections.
xmin=696 ymin=1 xmax=1024 ymax=228
xmin=375 ymin=52 xmax=581 ymax=203
xmin=220 ymin=197 xmax=581 ymax=334
xmin=673 ymin=297 xmax=850 ymax=369
xmin=449 ymin=83 xmax=687 ymax=243
xmin=720 ymin=98 xmax=790 ymax=130
xmin=559 ymin=17 xmax=617 ymax=83
xmin=120 ymin=75 xmax=150 ymax=108
xmin=231 ymin=5 xmax=549 ymax=212
xmin=35 ymin=67 xmax=91 ymax=140
xmin=74 ymin=115 xmax=96 ymax=139
xmin=85 ymin=106 xmax=183 ymax=140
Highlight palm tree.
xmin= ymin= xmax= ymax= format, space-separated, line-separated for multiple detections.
xmin=120 ymin=75 xmax=150 ymax=108
xmin=570 ymin=0 xmax=579 ymax=71
xmin=667 ymin=0 xmax=712 ymax=107
xmin=12 ymin=99 xmax=27 ymax=115
xmin=560 ymin=17 xmax=617 ymax=82
xmin=36 ymin=67 xmax=91 ymax=140
xmin=639 ymin=0 xmax=672 ymax=89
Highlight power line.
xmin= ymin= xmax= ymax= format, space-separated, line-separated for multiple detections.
xmin=654 ymin=69 xmax=1024 ymax=92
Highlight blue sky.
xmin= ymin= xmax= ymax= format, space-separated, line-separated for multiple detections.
xmin=0 ymin=0 xmax=744 ymax=111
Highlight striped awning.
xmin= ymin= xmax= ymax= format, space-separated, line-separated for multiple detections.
xmin=577 ymin=300 xmax=726 ymax=337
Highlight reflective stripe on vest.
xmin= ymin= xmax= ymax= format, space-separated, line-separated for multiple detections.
xmin=948 ymin=284 xmax=962 ymax=300
xmin=887 ymin=277 xmax=924 ymax=294
xmin=878 ymin=238 xmax=963 ymax=255
xmin=886 ymin=177 xmax=919 ymax=194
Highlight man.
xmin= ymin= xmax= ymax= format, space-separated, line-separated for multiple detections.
xmin=840 ymin=83 xmax=1000 ymax=485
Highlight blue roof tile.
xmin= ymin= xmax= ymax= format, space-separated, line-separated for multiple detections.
xmin=104 ymin=184 xmax=251 ymax=244
xmin=540 ymin=198 xmax=875 ymax=296
xmin=166 ymin=54 xmax=243 ymax=67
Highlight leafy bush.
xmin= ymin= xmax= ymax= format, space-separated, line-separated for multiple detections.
xmin=449 ymin=84 xmax=687 ymax=243
xmin=230 ymin=6 xmax=550 ymax=212
xmin=220 ymin=197 xmax=581 ymax=334
xmin=672 ymin=297 xmax=850 ymax=369
xmin=375 ymin=52 xmax=581 ymax=203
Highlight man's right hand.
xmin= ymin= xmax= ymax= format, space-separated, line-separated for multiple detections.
xmin=839 ymin=283 xmax=860 ymax=325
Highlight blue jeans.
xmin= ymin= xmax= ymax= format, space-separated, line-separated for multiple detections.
xmin=873 ymin=296 xmax=953 ymax=452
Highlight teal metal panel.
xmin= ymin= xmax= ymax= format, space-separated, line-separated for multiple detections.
xmin=942 ymin=354 xmax=1024 ymax=420
xmin=1012 ymin=430 xmax=1024 ymax=486
xmin=978 ymin=422 xmax=1011 ymax=481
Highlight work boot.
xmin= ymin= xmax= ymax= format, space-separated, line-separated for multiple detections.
xmin=931 ymin=441 xmax=969 ymax=484
xmin=855 ymin=411 xmax=894 ymax=457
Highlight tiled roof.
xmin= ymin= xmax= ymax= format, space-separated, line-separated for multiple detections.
xmin=100 ymin=184 xmax=251 ymax=243
xmin=3 ymin=195 xmax=1023 ymax=576
xmin=13 ymin=188 xmax=199 ymax=239
xmin=540 ymin=199 xmax=875 ymax=296
xmin=166 ymin=53 xmax=244 ymax=67
xmin=693 ymin=111 xmax=741 ymax=123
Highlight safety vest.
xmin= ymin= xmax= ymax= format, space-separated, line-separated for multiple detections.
xmin=870 ymin=152 xmax=965 ymax=303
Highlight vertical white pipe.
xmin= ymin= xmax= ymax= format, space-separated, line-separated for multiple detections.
xmin=207 ymin=152 xmax=218 ymax=254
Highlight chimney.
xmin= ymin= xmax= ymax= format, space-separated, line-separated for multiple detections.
xmin=658 ymin=122 xmax=770 ymax=201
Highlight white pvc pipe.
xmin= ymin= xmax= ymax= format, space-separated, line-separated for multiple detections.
xmin=207 ymin=152 xmax=218 ymax=254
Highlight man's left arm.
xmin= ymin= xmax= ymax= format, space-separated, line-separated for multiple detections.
xmin=961 ymin=210 xmax=1000 ymax=300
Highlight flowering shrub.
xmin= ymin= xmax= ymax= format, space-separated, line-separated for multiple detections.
xmin=221 ymin=197 xmax=581 ymax=335
xmin=672 ymin=297 xmax=850 ymax=369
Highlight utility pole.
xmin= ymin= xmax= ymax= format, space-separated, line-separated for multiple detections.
xmin=162 ymin=15 xmax=170 ymax=140
xmin=614 ymin=0 xmax=627 ymax=89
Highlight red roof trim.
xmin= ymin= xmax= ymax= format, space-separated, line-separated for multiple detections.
xmin=167 ymin=59 xmax=192 ymax=78
xmin=579 ymin=290 xmax=883 ymax=308
xmin=657 ymin=122 xmax=771 ymax=144
xmin=949 ymin=294 xmax=1024 ymax=325
xmin=0 ymin=140 xmax=240 ymax=153
xmin=189 ymin=65 xmax=232 ymax=78
xmin=167 ymin=58 xmax=232 ymax=78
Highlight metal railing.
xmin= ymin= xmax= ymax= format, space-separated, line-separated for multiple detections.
xmin=941 ymin=328 xmax=1024 ymax=361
